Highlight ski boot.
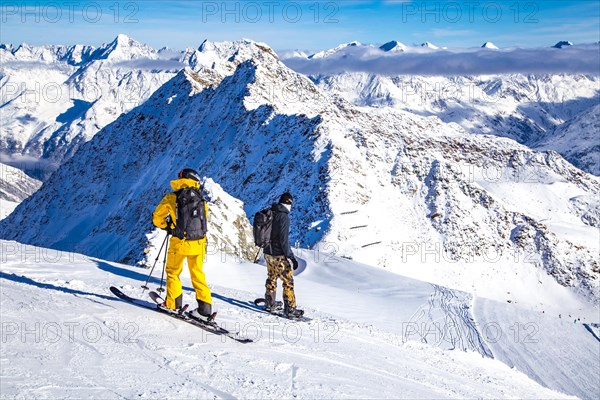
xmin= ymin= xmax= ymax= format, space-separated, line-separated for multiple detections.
xmin=265 ymin=300 xmax=284 ymax=313
xmin=284 ymin=306 xmax=304 ymax=319
xmin=189 ymin=309 xmax=217 ymax=324
xmin=158 ymin=302 xmax=188 ymax=316
xmin=189 ymin=301 xmax=217 ymax=324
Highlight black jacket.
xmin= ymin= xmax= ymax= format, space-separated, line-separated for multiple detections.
xmin=264 ymin=203 xmax=294 ymax=259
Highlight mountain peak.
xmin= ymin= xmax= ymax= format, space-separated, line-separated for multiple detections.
xmin=481 ymin=42 xmax=499 ymax=49
xmin=194 ymin=39 xmax=279 ymax=72
xmin=0 ymin=43 xmax=14 ymax=51
xmin=309 ymin=41 xmax=362 ymax=59
xmin=198 ymin=38 xmax=257 ymax=52
xmin=420 ymin=42 xmax=439 ymax=50
xmin=114 ymin=33 xmax=132 ymax=44
xmin=13 ymin=43 xmax=32 ymax=53
xmin=553 ymin=41 xmax=574 ymax=48
xmin=93 ymin=34 xmax=156 ymax=61
xmin=380 ymin=40 xmax=408 ymax=52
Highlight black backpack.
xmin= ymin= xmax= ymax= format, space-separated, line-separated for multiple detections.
xmin=253 ymin=208 xmax=273 ymax=248
xmin=172 ymin=187 xmax=207 ymax=240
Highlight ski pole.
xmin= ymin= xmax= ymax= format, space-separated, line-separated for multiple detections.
xmin=141 ymin=233 xmax=169 ymax=292
xmin=253 ymin=247 xmax=262 ymax=264
xmin=157 ymin=233 xmax=170 ymax=293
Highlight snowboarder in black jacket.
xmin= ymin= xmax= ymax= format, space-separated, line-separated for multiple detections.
xmin=263 ymin=192 xmax=303 ymax=318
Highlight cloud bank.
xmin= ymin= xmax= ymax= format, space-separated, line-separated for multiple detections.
xmin=281 ymin=45 xmax=600 ymax=76
xmin=112 ymin=58 xmax=186 ymax=71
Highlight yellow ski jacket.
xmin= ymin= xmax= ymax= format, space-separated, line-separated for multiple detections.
xmin=152 ymin=178 xmax=209 ymax=255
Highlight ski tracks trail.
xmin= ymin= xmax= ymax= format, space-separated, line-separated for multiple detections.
xmin=404 ymin=284 xmax=493 ymax=358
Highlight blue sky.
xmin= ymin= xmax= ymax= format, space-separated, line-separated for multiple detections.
xmin=1 ymin=1 xmax=598 ymax=51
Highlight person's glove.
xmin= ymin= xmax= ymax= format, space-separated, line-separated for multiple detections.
xmin=164 ymin=216 xmax=174 ymax=235
xmin=290 ymin=257 xmax=299 ymax=270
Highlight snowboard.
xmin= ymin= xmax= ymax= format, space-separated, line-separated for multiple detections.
xmin=253 ymin=298 xmax=311 ymax=321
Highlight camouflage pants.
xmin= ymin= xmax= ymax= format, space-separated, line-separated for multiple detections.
xmin=264 ymin=254 xmax=296 ymax=309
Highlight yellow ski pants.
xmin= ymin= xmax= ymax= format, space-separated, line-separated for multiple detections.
xmin=165 ymin=244 xmax=212 ymax=312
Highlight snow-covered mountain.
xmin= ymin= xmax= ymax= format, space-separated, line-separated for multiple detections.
xmin=536 ymin=103 xmax=600 ymax=175
xmin=0 ymin=36 xmax=297 ymax=184
xmin=0 ymin=42 xmax=95 ymax=65
xmin=420 ymin=41 xmax=440 ymax=50
xmin=554 ymin=41 xmax=574 ymax=48
xmin=202 ymin=178 xmax=257 ymax=261
xmin=279 ymin=40 xmax=599 ymax=175
xmin=380 ymin=40 xmax=408 ymax=52
xmin=91 ymin=33 xmax=157 ymax=61
xmin=308 ymin=41 xmax=362 ymax=59
xmin=0 ymin=34 xmax=181 ymax=179
xmin=4 ymin=35 xmax=598 ymax=184
xmin=307 ymin=40 xmax=442 ymax=56
xmin=481 ymin=42 xmax=499 ymax=49
xmin=308 ymin=72 xmax=599 ymax=174
xmin=0 ymin=162 xmax=41 ymax=220
xmin=1 ymin=40 xmax=598 ymax=310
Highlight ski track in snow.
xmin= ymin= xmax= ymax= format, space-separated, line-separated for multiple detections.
xmin=0 ymin=241 xmax=588 ymax=399
xmin=413 ymin=285 xmax=493 ymax=357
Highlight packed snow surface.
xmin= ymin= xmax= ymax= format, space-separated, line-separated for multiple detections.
xmin=1 ymin=240 xmax=598 ymax=399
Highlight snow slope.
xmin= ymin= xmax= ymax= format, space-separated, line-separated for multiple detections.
xmin=1 ymin=240 xmax=595 ymax=399
xmin=474 ymin=298 xmax=600 ymax=400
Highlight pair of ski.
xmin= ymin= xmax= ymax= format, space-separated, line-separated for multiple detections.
xmin=109 ymin=287 xmax=253 ymax=344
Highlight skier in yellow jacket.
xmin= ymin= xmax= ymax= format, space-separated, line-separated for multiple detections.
xmin=152 ymin=168 xmax=212 ymax=320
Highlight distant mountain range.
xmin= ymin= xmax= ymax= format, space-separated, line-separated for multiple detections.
xmin=280 ymin=39 xmax=585 ymax=58
xmin=279 ymin=41 xmax=599 ymax=175
xmin=2 ymin=35 xmax=597 ymax=179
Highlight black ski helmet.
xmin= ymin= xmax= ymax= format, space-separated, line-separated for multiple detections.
xmin=279 ymin=192 xmax=293 ymax=205
xmin=178 ymin=168 xmax=201 ymax=182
